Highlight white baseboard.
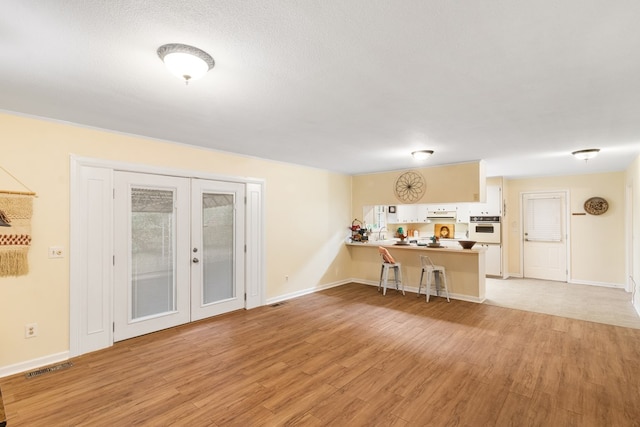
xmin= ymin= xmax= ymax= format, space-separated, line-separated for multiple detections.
xmin=0 ymin=351 xmax=69 ymax=379
xmin=568 ymin=279 xmax=625 ymax=288
xmin=353 ymin=279 xmax=485 ymax=303
xmin=265 ymin=279 xmax=352 ymax=305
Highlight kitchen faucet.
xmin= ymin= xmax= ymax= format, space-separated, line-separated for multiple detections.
xmin=377 ymin=227 xmax=387 ymax=241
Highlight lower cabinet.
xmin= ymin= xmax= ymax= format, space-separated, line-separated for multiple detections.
xmin=479 ymin=243 xmax=501 ymax=276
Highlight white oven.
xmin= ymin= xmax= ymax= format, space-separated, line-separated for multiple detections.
xmin=469 ymin=216 xmax=501 ymax=243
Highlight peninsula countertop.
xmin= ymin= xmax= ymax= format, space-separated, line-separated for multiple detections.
xmin=346 ymin=240 xmax=486 ymax=302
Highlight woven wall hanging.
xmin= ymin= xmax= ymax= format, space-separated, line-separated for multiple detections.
xmin=0 ymin=166 xmax=36 ymax=277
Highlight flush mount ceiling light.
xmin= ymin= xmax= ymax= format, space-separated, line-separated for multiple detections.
xmin=572 ymin=148 xmax=600 ymax=162
xmin=157 ymin=43 xmax=215 ymax=85
xmin=411 ymin=150 xmax=434 ymax=160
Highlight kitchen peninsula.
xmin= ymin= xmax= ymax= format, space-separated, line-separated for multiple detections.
xmin=347 ymin=242 xmax=486 ymax=302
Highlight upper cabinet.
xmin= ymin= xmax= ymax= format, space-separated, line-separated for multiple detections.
xmin=469 ymin=185 xmax=502 ymax=216
xmin=456 ymin=204 xmax=470 ymax=223
xmin=395 ymin=204 xmax=421 ymax=223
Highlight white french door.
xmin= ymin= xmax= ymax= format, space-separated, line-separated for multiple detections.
xmin=191 ymin=179 xmax=245 ymax=320
xmin=114 ymin=172 xmax=192 ymax=341
xmin=523 ymin=192 xmax=568 ymax=282
xmin=113 ymin=172 xmax=245 ymax=341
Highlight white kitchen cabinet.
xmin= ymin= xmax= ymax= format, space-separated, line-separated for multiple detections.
xmin=469 ymin=185 xmax=502 ymax=216
xmin=480 ymin=243 xmax=501 ymax=276
xmin=395 ymin=204 xmax=418 ymax=223
xmin=427 ymin=204 xmax=457 ymax=213
xmin=456 ymin=203 xmax=469 ymax=223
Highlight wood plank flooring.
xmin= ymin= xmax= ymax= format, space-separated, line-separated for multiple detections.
xmin=2 ymin=283 xmax=640 ymax=426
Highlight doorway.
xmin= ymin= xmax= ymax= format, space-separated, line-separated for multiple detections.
xmin=70 ymin=157 xmax=264 ymax=356
xmin=112 ymin=172 xmax=246 ymax=341
xmin=522 ymin=191 xmax=568 ymax=282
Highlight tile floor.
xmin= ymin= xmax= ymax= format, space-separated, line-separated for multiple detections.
xmin=485 ymin=277 xmax=640 ymax=329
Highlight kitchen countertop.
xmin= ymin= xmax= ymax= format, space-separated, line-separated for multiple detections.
xmin=346 ymin=241 xmax=485 ymax=253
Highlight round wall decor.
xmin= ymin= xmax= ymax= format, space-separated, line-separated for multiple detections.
xmin=584 ymin=197 xmax=608 ymax=215
xmin=394 ymin=171 xmax=426 ymax=203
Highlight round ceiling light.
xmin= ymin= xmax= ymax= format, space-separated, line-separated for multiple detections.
xmin=411 ymin=150 xmax=434 ymax=160
xmin=157 ymin=43 xmax=215 ymax=84
xmin=571 ymin=148 xmax=600 ymax=161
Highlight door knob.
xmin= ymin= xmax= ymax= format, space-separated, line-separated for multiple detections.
xmin=192 ymin=257 xmax=199 ymax=263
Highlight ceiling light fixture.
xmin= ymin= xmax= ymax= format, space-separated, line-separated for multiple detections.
xmin=157 ymin=43 xmax=215 ymax=85
xmin=571 ymin=148 xmax=600 ymax=162
xmin=411 ymin=150 xmax=434 ymax=160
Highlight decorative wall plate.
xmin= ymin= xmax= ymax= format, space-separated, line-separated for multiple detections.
xmin=394 ymin=171 xmax=426 ymax=203
xmin=584 ymin=197 xmax=608 ymax=215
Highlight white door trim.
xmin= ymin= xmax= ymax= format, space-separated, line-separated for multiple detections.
xmin=70 ymin=155 xmax=265 ymax=357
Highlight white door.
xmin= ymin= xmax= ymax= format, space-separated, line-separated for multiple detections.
xmin=523 ymin=192 xmax=568 ymax=281
xmin=114 ymin=172 xmax=191 ymax=341
xmin=191 ymin=179 xmax=245 ymax=320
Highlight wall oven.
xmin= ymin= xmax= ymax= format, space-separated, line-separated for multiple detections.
xmin=469 ymin=216 xmax=501 ymax=243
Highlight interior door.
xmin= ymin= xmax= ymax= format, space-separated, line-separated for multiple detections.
xmin=523 ymin=192 xmax=568 ymax=281
xmin=114 ymin=172 xmax=191 ymax=341
xmin=191 ymin=179 xmax=245 ymax=320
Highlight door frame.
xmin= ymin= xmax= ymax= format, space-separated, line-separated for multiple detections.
xmin=519 ymin=190 xmax=571 ymax=281
xmin=69 ymin=155 xmax=265 ymax=357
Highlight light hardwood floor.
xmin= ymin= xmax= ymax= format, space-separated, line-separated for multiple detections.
xmin=2 ymin=283 xmax=640 ymax=426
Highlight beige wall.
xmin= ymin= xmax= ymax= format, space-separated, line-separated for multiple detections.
xmin=0 ymin=112 xmax=352 ymax=370
xmin=625 ymin=155 xmax=640 ymax=313
xmin=351 ymin=161 xmax=485 ymax=220
xmin=504 ymin=172 xmax=626 ymax=285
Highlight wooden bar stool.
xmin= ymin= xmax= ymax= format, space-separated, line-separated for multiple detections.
xmin=417 ymin=255 xmax=450 ymax=302
xmin=377 ymin=247 xmax=404 ymax=296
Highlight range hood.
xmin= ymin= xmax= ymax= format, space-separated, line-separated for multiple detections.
xmin=426 ymin=210 xmax=457 ymax=220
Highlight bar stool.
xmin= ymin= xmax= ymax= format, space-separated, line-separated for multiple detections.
xmin=377 ymin=247 xmax=405 ymax=296
xmin=417 ymin=255 xmax=450 ymax=302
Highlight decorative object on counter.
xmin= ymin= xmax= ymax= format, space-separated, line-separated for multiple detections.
xmin=394 ymin=170 xmax=426 ymax=203
xmin=349 ymin=218 xmax=363 ymax=241
xmin=583 ymin=197 xmax=608 ymax=215
xmin=434 ymin=223 xmax=455 ymax=239
xmin=395 ymin=226 xmax=408 ymax=244
xmin=428 ymin=235 xmax=442 ymax=247
xmin=458 ymin=240 xmax=476 ymax=249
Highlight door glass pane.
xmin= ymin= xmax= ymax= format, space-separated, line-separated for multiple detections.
xmin=202 ymin=193 xmax=235 ymax=304
xmin=130 ymin=188 xmax=176 ymax=319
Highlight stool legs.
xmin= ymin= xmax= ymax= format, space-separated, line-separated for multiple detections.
xmin=379 ymin=263 xmax=405 ymax=296
xmin=419 ymin=268 xmax=450 ymax=303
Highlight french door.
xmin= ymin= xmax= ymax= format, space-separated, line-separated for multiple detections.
xmin=113 ymin=172 xmax=245 ymax=341
xmin=191 ymin=179 xmax=245 ymax=320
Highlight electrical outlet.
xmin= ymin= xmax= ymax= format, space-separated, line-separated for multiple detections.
xmin=285 ymin=275 xmax=289 ymax=281
xmin=25 ymin=323 xmax=38 ymax=338
xmin=48 ymin=246 xmax=64 ymax=258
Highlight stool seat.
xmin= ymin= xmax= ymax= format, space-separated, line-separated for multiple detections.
xmin=417 ymin=255 xmax=450 ymax=302
xmin=377 ymin=247 xmax=405 ymax=296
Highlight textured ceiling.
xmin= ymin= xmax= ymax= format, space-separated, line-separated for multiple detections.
xmin=2 ymin=1 xmax=640 ymax=177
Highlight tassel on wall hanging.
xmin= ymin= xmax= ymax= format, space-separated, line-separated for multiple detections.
xmin=0 ymin=166 xmax=36 ymax=277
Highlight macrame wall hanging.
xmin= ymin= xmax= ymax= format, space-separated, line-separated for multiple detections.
xmin=0 ymin=166 xmax=36 ymax=277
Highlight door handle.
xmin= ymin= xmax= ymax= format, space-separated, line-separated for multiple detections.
xmin=192 ymin=257 xmax=199 ymax=263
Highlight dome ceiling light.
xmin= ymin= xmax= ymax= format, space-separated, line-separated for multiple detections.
xmin=571 ymin=148 xmax=600 ymax=162
xmin=157 ymin=43 xmax=215 ymax=85
xmin=411 ymin=150 xmax=434 ymax=160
